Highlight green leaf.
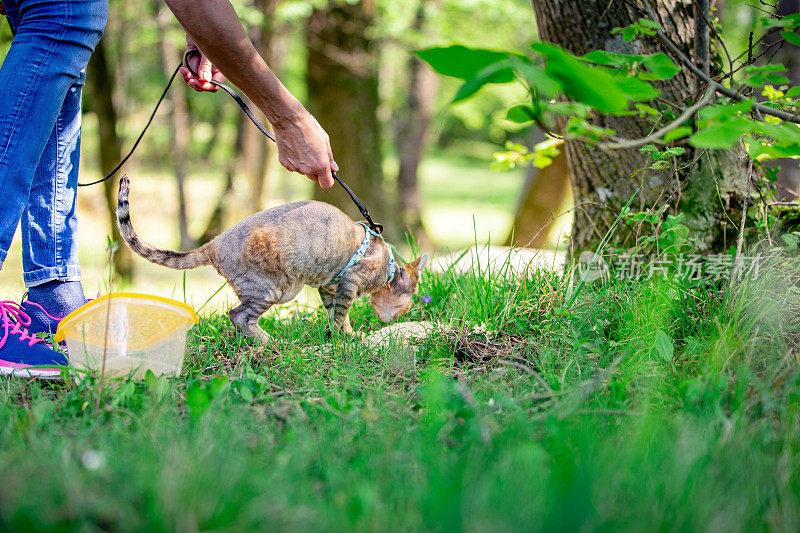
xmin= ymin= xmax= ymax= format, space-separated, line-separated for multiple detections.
xmin=145 ymin=370 xmax=168 ymax=400
xmin=544 ymin=101 xmax=592 ymax=117
xmin=613 ymin=75 xmax=660 ymax=101
xmin=755 ymin=122 xmax=800 ymax=144
xmin=511 ymin=59 xmax=562 ymax=97
xmin=584 ymin=50 xmax=644 ymax=67
xmin=654 ymin=330 xmax=674 ymax=362
xmin=583 ymin=51 xmax=679 ymax=81
xmin=640 ymin=144 xmax=658 ymax=154
xmin=208 ymin=376 xmax=230 ymax=398
xmin=532 ymin=43 xmax=628 ymax=113
xmin=742 ymin=64 xmax=789 ymax=87
xmin=689 ymin=118 xmax=753 ymax=149
xmin=786 ymin=87 xmax=800 ymax=98
xmin=640 ymin=53 xmax=681 ymax=80
xmin=782 ymin=31 xmax=800 ymax=46
xmin=611 ymin=19 xmax=661 ymax=41
xmin=186 ymin=382 xmax=211 ymax=419
xmin=748 ymin=141 xmax=800 ymax=159
xmin=452 ymin=60 xmax=516 ymax=102
xmin=698 ymin=100 xmax=753 ymax=121
xmin=635 ymin=103 xmax=659 ymax=116
xmin=760 ymin=13 xmax=800 ymax=29
xmin=415 ymin=45 xmax=519 ymax=81
xmin=506 ymin=104 xmax=539 ymax=123
xmin=663 ymin=126 xmax=693 ymax=141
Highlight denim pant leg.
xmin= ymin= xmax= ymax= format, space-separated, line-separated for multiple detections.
xmin=0 ymin=0 xmax=107 ymax=274
xmin=20 ymin=69 xmax=86 ymax=287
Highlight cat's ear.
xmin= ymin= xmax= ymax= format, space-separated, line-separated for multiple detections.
xmin=418 ymin=252 xmax=429 ymax=271
xmin=408 ymin=252 xmax=429 ymax=273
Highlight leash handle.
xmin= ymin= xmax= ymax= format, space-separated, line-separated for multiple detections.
xmin=183 ymin=50 xmax=383 ymax=234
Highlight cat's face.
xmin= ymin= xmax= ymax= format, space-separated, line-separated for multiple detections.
xmin=369 ymin=253 xmax=429 ymax=322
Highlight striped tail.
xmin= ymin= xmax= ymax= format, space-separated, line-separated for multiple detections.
xmin=116 ymin=175 xmax=211 ymax=270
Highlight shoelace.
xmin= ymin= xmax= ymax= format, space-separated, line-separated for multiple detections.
xmin=0 ymin=301 xmax=46 ymax=350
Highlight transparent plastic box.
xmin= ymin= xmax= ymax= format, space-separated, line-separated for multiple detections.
xmin=54 ymin=293 xmax=199 ymax=379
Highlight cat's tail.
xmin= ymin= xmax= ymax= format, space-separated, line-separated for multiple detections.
xmin=116 ymin=175 xmax=212 ymax=270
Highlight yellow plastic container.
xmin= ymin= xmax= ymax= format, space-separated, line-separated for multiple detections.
xmin=54 ymin=293 xmax=198 ymax=378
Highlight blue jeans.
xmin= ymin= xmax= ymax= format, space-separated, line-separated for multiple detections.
xmin=0 ymin=0 xmax=107 ymax=287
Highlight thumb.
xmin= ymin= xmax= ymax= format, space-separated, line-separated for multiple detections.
xmin=329 ymin=150 xmax=339 ymax=173
xmin=199 ymin=54 xmax=213 ymax=83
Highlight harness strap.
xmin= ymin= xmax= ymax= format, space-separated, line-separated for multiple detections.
xmin=326 ymin=223 xmax=395 ymax=286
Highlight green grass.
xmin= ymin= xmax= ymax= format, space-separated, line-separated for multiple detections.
xmin=2 ymin=254 xmax=800 ymax=531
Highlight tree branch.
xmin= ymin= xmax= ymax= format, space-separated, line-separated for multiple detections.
xmin=598 ymin=87 xmax=715 ymax=149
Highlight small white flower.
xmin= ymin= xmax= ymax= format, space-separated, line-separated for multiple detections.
xmin=81 ymin=450 xmax=106 ymax=471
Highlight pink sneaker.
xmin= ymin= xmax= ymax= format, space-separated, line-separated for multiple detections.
xmin=0 ymin=301 xmax=67 ymax=379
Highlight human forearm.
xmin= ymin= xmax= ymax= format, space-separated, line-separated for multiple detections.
xmin=165 ymin=0 xmax=337 ymax=187
xmin=165 ymin=0 xmax=299 ymax=126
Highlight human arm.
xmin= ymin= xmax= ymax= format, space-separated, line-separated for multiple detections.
xmin=165 ymin=0 xmax=337 ymax=188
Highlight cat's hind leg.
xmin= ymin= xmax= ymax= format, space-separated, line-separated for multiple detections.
xmin=229 ymin=300 xmax=274 ymax=345
xmin=228 ymin=280 xmax=280 ymax=344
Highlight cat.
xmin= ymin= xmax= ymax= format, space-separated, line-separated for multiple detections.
xmin=115 ymin=175 xmax=428 ymax=342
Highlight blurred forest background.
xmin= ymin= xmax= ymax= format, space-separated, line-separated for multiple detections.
xmin=0 ymin=0 xmax=798 ymax=307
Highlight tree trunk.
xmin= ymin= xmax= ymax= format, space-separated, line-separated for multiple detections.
xmin=306 ymin=0 xmax=396 ymax=241
xmin=765 ymin=0 xmax=800 ymax=201
xmin=394 ymin=1 xmax=437 ymax=250
xmin=156 ymin=3 xmax=193 ymax=250
xmin=531 ymin=0 xmax=749 ymax=254
xmin=505 ymin=148 xmax=573 ymax=249
xmin=86 ymin=37 xmax=134 ymax=281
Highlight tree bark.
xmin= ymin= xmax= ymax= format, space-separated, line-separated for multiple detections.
xmin=156 ymin=3 xmax=193 ymax=250
xmin=86 ymin=37 xmax=134 ymax=281
xmin=306 ymin=0 xmax=397 ymax=241
xmin=394 ymin=1 xmax=437 ymax=249
xmin=764 ymin=0 xmax=800 ymax=201
xmin=531 ymin=0 xmax=749 ymax=253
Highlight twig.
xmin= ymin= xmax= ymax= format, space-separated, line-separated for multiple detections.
xmin=599 ymin=87 xmax=715 ymax=149
xmin=97 ymin=245 xmax=116 ymax=410
xmin=732 ymin=158 xmax=754 ymax=283
xmin=497 ymin=357 xmax=553 ymax=393
xmin=642 ymin=0 xmax=800 ymax=125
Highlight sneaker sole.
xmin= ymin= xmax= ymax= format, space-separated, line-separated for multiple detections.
xmin=0 ymin=363 xmax=64 ymax=380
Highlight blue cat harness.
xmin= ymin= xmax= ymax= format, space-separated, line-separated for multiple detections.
xmin=326 ymin=223 xmax=395 ymax=286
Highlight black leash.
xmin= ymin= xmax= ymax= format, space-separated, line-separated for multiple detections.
xmin=78 ymin=65 xmax=182 ymax=187
xmin=79 ymin=52 xmax=384 ymax=234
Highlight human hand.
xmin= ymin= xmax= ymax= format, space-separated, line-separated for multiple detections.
xmin=180 ymin=35 xmax=225 ymax=92
xmin=272 ymin=104 xmax=338 ymax=189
